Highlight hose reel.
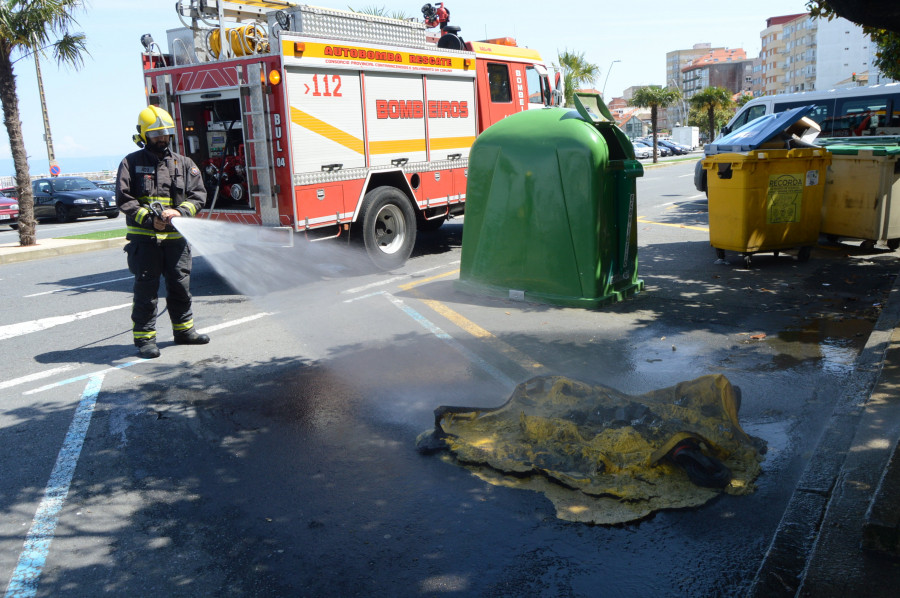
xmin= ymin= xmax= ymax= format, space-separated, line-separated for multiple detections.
xmin=206 ymin=23 xmax=270 ymax=59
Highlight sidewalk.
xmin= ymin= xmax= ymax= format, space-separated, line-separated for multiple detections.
xmin=750 ymin=274 xmax=900 ymax=596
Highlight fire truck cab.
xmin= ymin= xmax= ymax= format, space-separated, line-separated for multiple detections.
xmin=141 ymin=1 xmax=561 ymax=268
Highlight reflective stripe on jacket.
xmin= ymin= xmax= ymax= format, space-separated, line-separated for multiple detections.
xmin=116 ymin=147 xmax=206 ymax=242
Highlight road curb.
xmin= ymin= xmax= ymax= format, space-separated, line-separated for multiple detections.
xmin=0 ymin=237 xmax=128 ymax=265
xmin=748 ymin=271 xmax=900 ymax=596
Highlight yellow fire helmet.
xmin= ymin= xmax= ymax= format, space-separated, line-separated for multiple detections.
xmin=133 ymin=105 xmax=176 ymax=147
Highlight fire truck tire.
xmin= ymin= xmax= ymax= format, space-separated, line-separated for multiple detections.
xmin=358 ymin=186 xmax=417 ymax=270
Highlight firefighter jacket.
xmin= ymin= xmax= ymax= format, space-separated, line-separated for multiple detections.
xmin=116 ymin=147 xmax=206 ymax=242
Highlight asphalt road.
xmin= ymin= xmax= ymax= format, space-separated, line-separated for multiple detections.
xmin=2 ymin=159 xmax=898 ymax=596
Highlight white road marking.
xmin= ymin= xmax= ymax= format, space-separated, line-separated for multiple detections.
xmin=24 ymin=276 xmax=134 ymax=298
xmin=343 ymin=290 xmax=388 ymax=303
xmin=0 ymin=303 xmax=131 ymax=342
xmin=199 ymin=312 xmax=273 ymax=333
xmin=0 ymin=366 xmax=77 ymax=391
xmin=17 ymin=312 xmax=272 ymax=395
xmin=23 ymin=361 xmax=143 ymax=395
xmin=341 ymin=276 xmax=407 ymax=295
xmin=341 ymin=261 xmax=460 ymax=295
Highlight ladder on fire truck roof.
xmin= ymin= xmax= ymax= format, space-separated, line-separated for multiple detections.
xmin=180 ymin=1 xmax=432 ymax=54
xmin=241 ymin=62 xmax=280 ymax=226
xmin=183 ymin=0 xmax=297 ymax=21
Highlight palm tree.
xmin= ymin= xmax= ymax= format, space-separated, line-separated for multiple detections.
xmin=348 ymin=5 xmax=412 ymax=20
xmin=628 ymin=86 xmax=682 ymax=163
xmin=557 ymin=50 xmax=599 ymax=106
xmin=0 ymin=0 xmax=88 ymax=246
xmin=689 ymin=86 xmax=733 ymax=146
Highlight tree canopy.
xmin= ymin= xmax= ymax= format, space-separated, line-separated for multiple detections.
xmin=348 ymin=5 xmax=412 ymax=20
xmin=806 ymin=0 xmax=900 ymax=33
xmin=557 ymin=50 xmax=599 ymax=107
xmin=689 ymin=87 xmax=733 ymax=145
xmin=0 ymin=0 xmax=88 ymax=246
xmin=629 ymin=86 xmax=682 ymax=163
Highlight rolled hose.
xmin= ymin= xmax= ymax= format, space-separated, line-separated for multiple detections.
xmin=207 ymin=24 xmax=269 ymax=59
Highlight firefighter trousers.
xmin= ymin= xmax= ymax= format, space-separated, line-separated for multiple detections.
xmin=125 ymin=238 xmax=195 ymax=345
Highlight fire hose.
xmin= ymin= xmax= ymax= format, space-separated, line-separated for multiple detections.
xmin=207 ymin=24 xmax=269 ymax=59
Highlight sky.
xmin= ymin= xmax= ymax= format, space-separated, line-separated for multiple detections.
xmin=0 ymin=0 xmax=816 ymax=175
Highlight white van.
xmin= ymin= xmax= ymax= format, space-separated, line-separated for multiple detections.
xmin=694 ymin=83 xmax=900 ymax=192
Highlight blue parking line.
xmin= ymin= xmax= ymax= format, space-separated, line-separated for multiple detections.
xmin=383 ymin=293 xmax=516 ymax=387
xmin=23 ymin=359 xmax=143 ymax=395
xmin=5 ymin=375 xmax=105 ymax=598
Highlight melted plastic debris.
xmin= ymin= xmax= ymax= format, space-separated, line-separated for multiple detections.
xmin=417 ymin=374 xmax=766 ymax=525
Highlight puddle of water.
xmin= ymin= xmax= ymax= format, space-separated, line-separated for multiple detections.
xmin=742 ymin=420 xmax=792 ymax=466
xmin=767 ymin=317 xmax=871 ymax=375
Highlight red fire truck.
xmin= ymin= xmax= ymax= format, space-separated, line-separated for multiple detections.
xmin=141 ymin=1 xmax=561 ymax=268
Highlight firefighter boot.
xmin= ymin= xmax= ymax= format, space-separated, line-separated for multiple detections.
xmin=136 ymin=340 xmax=161 ymax=359
xmin=174 ymin=328 xmax=210 ymax=345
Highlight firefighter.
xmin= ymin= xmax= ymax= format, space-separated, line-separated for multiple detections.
xmin=116 ymin=105 xmax=210 ymax=359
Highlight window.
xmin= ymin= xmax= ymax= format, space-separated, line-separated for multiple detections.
xmin=525 ymin=65 xmax=544 ymax=105
xmin=833 ymin=96 xmax=888 ymax=136
xmin=487 ymin=63 xmax=511 ymax=103
xmin=774 ymin=99 xmax=836 ymax=136
xmin=888 ymin=95 xmax=900 ymax=128
xmin=730 ymin=104 xmax=767 ymax=131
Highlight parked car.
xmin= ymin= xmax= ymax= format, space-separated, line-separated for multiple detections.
xmin=669 ymin=139 xmax=694 ymax=153
xmin=657 ymin=139 xmax=687 ymax=155
xmin=634 ymin=140 xmax=670 ymax=157
xmin=0 ymin=187 xmax=18 ymax=229
xmin=630 ymin=142 xmax=653 ymax=159
xmin=31 ymin=176 xmax=119 ymax=222
xmin=95 ymin=179 xmax=116 ymax=191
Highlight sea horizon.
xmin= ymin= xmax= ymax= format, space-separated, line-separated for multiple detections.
xmin=1 ymin=155 xmax=123 ymax=180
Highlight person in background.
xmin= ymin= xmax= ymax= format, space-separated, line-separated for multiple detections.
xmin=116 ymin=105 xmax=210 ymax=359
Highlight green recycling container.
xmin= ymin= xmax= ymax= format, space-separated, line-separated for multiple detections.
xmin=456 ymin=93 xmax=643 ymax=308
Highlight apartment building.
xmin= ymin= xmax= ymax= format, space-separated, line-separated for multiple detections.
xmin=666 ymin=44 xmax=723 ymax=91
xmin=815 ymin=16 xmax=894 ymax=88
xmin=681 ymin=48 xmax=753 ymax=100
xmin=781 ymin=14 xmax=818 ymax=93
xmin=760 ymin=13 xmax=893 ymax=95
xmin=659 ymin=13 xmax=895 ymax=129
xmin=760 ymin=14 xmax=804 ymax=95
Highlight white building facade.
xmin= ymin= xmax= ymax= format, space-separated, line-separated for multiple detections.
xmin=815 ymin=17 xmax=895 ymax=89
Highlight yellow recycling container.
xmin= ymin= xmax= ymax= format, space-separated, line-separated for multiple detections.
xmin=820 ymin=145 xmax=900 ymax=250
xmin=702 ymin=147 xmax=831 ymax=268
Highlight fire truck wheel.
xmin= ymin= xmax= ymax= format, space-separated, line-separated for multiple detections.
xmin=358 ymin=186 xmax=417 ymax=270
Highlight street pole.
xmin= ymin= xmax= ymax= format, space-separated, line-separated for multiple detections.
xmin=602 ymin=59 xmax=621 ymax=98
xmin=34 ymin=49 xmax=58 ymax=177
xmin=669 ymin=78 xmax=688 ymax=130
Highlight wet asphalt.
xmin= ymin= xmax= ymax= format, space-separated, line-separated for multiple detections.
xmin=4 ymin=159 xmax=900 ymax=596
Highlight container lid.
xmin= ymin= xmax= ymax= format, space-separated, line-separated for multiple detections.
xmin=824 ymin=145 xmax=900 ymax=156
xmin=817 ymin=135 xmax=900 ymax=147
xmin=573 ymin=92 xmax=615 ymax=124
xmin=706 ymin=105 xmax=818 ymax=154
